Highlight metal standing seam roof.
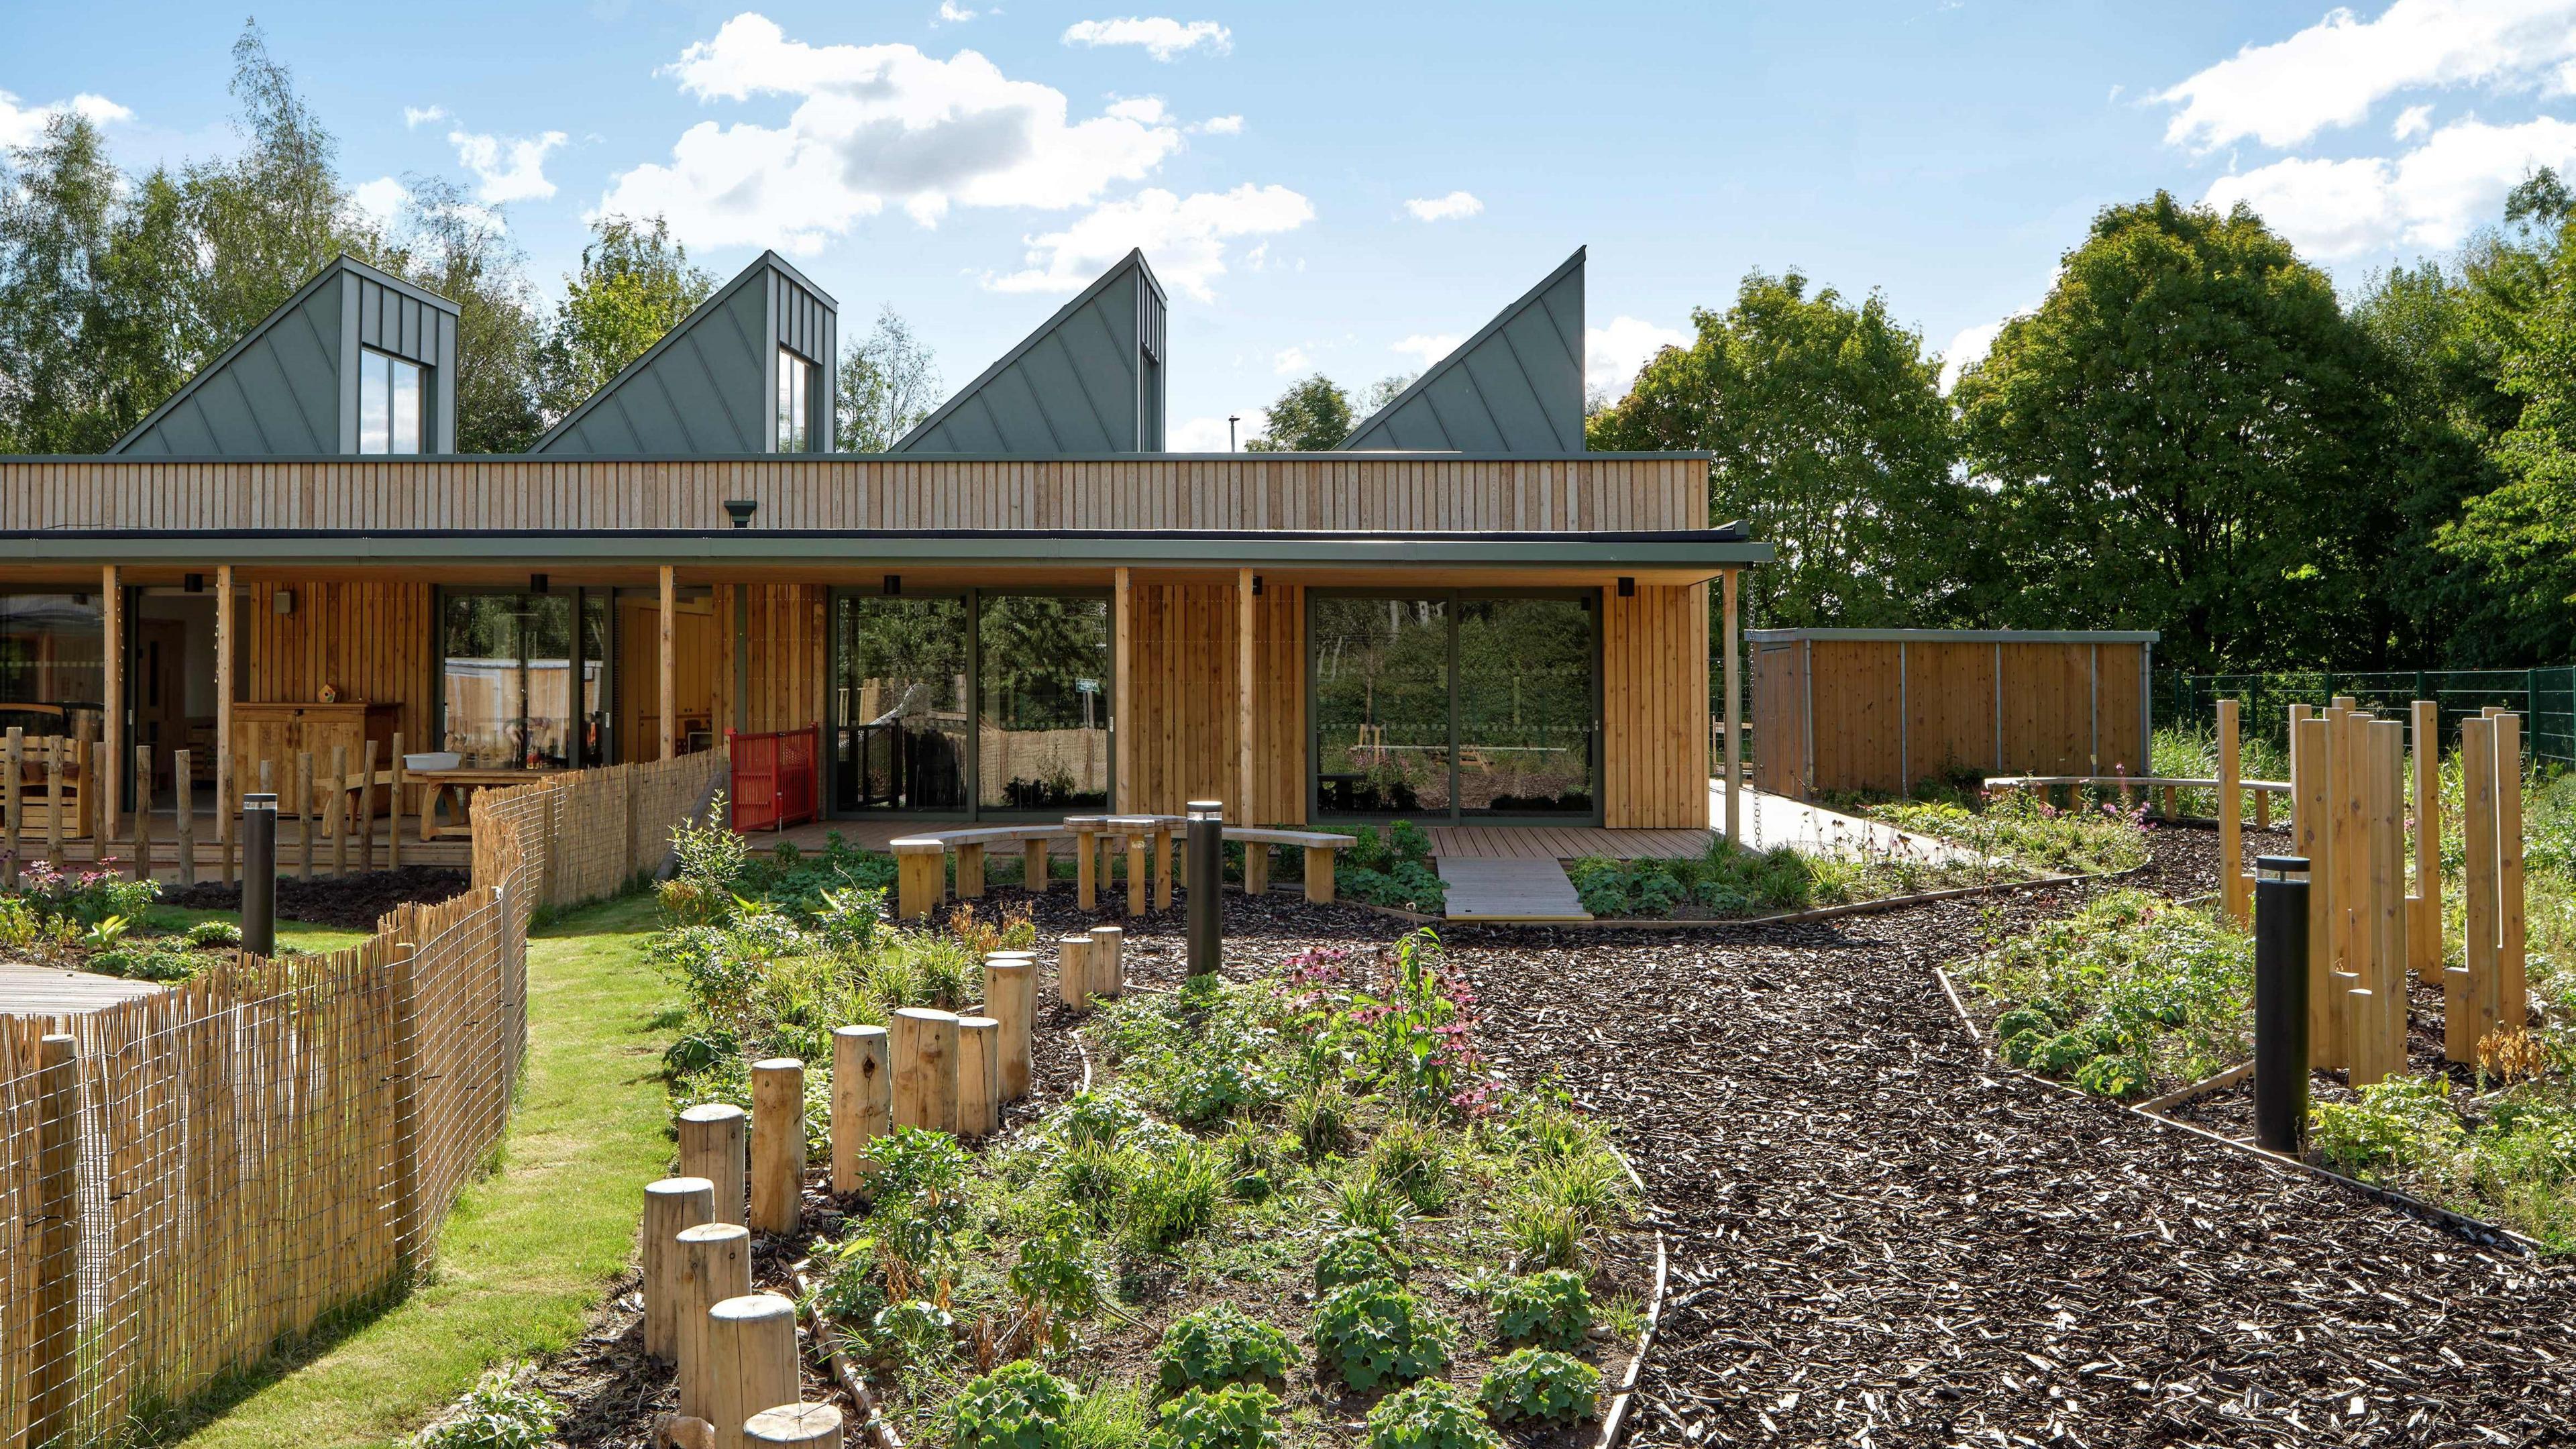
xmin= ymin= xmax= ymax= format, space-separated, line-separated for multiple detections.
xmin=890 ymin=250 xmax=1167 ymax=454
xmin=1338 ymin=247 xmax=1587 ymax=455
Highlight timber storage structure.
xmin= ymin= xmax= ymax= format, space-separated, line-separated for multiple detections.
xmin=1749 ymin=628 xmax=2157 ymax=799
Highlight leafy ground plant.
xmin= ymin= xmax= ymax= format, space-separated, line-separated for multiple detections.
xmin=1148 ymin=1384 xmax=1284 ymax=1449
xmin=1491 ymin=1269 xmax=1591 ymax=1350
xmin=1340 ymin=822 xmax=1448 ymax=913
xmin=1364 ymin=1379 xmax=1503 ymax=1449
xmin=411 ymin=1364 xmax=560 ymax=1449
xmin=1155 ymin=1304 xmax=1297 ymax=1394
xmin=1960 ymin=889 xmax=2252 ymax=1097
xmin=1477 ymin=1348 xmax=1602 ymax=1426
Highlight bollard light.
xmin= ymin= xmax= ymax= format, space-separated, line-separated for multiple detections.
xmin=2253 ymin=855 xmax=2312 ymax=1157
xmin=241 ymin=792 xmax=277 ymax=957
xmin=1186 ymin=800 xmax=1224 ymax=977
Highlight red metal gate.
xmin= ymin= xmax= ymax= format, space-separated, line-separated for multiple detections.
xmin=727 ymin=724 xmax=819 ymax=832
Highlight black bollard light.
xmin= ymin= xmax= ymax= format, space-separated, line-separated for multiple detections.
xmin=1185 ymin=800 xmax=1224 ymax=977
xmin=2253 ymin=854 xmax=2312 ymax=1157
xmin=241 ymin=792 xmax=277 ymax=958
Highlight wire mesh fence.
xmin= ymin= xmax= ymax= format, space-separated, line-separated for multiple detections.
xmin=0 ymin=749 xmax=720 ymax=1449
xmin=2161 ymin=667 xmax=2575 ymax=766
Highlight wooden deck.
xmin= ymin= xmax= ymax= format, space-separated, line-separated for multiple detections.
xmin=1428 ymin=824 xmax=1718 ymax=860
xmin=0 ymin=960 xmax=165 ymax=1019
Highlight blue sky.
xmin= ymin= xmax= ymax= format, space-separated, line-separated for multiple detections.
xmin=11 ymin=1 xmax=2576 ymax=444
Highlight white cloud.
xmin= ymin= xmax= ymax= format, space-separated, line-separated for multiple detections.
xmin=1168 ymin=415 xmax=1236 ymax=450
xmin=353 ymin=176 xmax=411 ymax=228
xmin=450 ymin=127 xmax=568 ymax=204
xmin=2156 ymin=0 xmax=2576 ymax=152
xmin=1390 ymin=333 xmax=1461 ymax=366
xmin=2394 ymin=102 xmax=2434 ymax=139
xmin=600 ymin=13 xmax=1186 ymax=251
xmin=0 ymin=89 xmax=131 ymax=148
xmin=1403 ymin=190 xmax=1483 ymax=222
xmin=985 ymin=182 xmax=1314 ymax=300
xmin=1272 ymin=346 xmax=1309 ymax=374
xmin=1061 ymin=17 xmax=1232 ymax=60
xmin=936 ymin=1 xmax=980 ymax=21
xmin=1106 ymin=97 xmax=1167 ymax=123
xmin=2204 ymin=113 xmax=2576 ymax=256
xmin=1939 ymin=319 xmax=2008 ymax=394
xmin=1585 ymin=315 xmax=1688 ymax=397
xmin=403 ymin=105 xmax=450 ymax=129
xmin=1194 ymin=114 xmax=1243 ymax=135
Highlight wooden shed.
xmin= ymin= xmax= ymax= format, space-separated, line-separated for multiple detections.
xmin=1748 ymin=629 xmax=2157 ymax=798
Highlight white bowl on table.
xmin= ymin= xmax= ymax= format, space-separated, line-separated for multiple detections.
xmin=404 ymin=751 xmax=462 ymax=773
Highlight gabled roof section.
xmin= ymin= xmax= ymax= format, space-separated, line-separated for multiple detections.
xmin=891 ymin=250 xmax=1167 ymax=454
xmin=1338 ymin=248 xmax=1586 ymax=454
xmin=529 ymin=250 xmax=837 ymax=455
xmin=111 ymin=254 xmax=458 ymax=455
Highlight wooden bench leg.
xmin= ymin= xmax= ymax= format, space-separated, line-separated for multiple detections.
xmin=1076 ymin=833 xmax=1097 ymax=911
xmin=1244 ymin=843 xmax=1269 ymax=897
xmin=1023 ymin=839 xmax=1048 ymax=893
xmin=958 ymin=843 xmax=985 ymax=899
xmin=1127 ymin=836 xmax=1148 ymax=916
xmin=898 ymin=852 xmax=939 ymax=920
xmin=1304 ymin=847 xmax=1334 ymax=905
xmin=2254 ymin=790 xmax=2270 ymax=830
xmin=1154 ymin=826 xmax=1175 ymax=911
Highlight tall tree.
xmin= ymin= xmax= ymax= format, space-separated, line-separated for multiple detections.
xmin=537 ymin=215 xmax=714 ymax=423
xmin=1955 ymin=194 xmax=2398 ymax=671
xmin=836 ymin=305 xmax=941 ymax=451
xmin=1588 ymin=270 xmax=1968 ymax=629
xmin=1247 ymin=374 xmax=1353 ymax=451
xmin=0 ymin=114 xmax=123 ymax=452
xmin=384 ymin=178 xmax=545 ymax=453
xmin=184 ymin=22 xmax=369 ymax=344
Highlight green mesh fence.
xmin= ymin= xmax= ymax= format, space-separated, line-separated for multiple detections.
xmin=2159 ymin=667 xmax=2575 ymax=766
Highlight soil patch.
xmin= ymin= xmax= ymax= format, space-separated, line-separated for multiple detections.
xmin=166 ymin=865 xmax=470 ymax=930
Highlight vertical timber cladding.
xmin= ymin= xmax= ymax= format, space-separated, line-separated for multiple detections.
xmin=715 ymin=584 xmax=828 ymax=735
xmin=1601 ymin=582 xmax=1710 ymax=829
xmin=243 ymin=579 xmax=436 ymax=759
xmin=1122 ymin=578 xmax=1306 ymax=822
xmin=1749 ymin=637 xmax=1807 ymax=797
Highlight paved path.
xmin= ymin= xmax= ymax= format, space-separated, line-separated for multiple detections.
xmin=1436 ymin=857 xmax=1590 ymax=922
xmin=0 ymin=959 xmax=164 ymax=1018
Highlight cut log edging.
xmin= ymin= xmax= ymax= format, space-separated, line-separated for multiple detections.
xmin=1926 ymin=961 xmax=2542 ymax=1256
xmin=789 ymin=1267 xmax=903 ymax=1449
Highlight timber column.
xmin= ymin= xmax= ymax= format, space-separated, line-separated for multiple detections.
xmin=659 ymin=566 xmax=678 ymax=761
xmin=1722 ymin=568 xmax=1741 ymax=846
xmin=1237 ymin=569 xmax=1256 ymax=824
xmin=1114 ymin=567 xmax=1134 ymax=814
xmin=101 ymin=564 xmax=121 ymax=837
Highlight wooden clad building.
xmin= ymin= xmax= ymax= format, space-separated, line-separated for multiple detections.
xmin=1750 ymin=629 xmax=2156 ymax=799
xmin=1 ymin=250 xmax=1768 ymax=837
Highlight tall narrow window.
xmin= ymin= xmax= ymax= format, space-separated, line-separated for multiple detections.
xmin=358 ymin=347 xmax=425 ymax=454
xmin=776 ymin=347 xmax=815 ymax=452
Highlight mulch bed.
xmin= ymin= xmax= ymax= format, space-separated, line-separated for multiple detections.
xmin=165 ymin=865 xmax=470 ymax=930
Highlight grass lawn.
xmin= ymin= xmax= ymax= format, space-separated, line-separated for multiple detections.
xmin=141 ymin=904 xmax=373 ymax=956
xmin=169 ymin=892 xmax=674 ymax=1448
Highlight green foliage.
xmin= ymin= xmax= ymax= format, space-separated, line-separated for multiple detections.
xmin=2312 ymin=1076 xmax=2464 ymax=1180
xmin=1477 ymin=1348 xmax=1602 ymax=1426
xmin=1366 ymin=1116 xmax=1456 ymax=1214
xmin=954 ymin=1361 xmax=1078 ymax=1449
xmin=1870 ymin=791 xmax=2148 ymax=876
xmin=1153 ymin=1303 xmax=1297 ymax=1395
xmin=837 ymin=303 xmax=942 ymax=452
xmin=1964 ymin=890 xmax=2252 ymax=1094
xmin=1362 ymin=1379 xmax=1502 ymax=1449
xmin=1121 ymin=1138 xmax=1226 ymax=1254
xmin=184 ymin=918 xmax=241 ymax=947
xmin=411 ymin=1363 xmax=561 ymax=1449
xmin=1492 ymin=1269 xmax=1591 ymax=1350
xmin=537 ymin=215 xmax=714 ymax=422
xmin=1310 ymin=1279 xmax=1454 ymax=1390
xmin=1500 ymin=1197 xmax=1586 ymax=1272
xmin=1313 ymin=1226 xmax=1408 ymax=1291
xmin=1339 ymin=823 xmax=1448 ymax=911
xmin=1246 ymin=374 xmax=1354 ymax=451
xmin=1147 ymin=1385 xmax=1279 ymax=1449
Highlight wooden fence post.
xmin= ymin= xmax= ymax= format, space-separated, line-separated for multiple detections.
xmin=705 ymin=1294 xmax=800 ymax=1449
xmin=984 ymin=955 xmax=1034 ymax=1102
xmin=675 ymin=1223 xmax=753 ymax=1428
xmin=2359 ymin=719 xmax=2408 ymax=1085
xmin=388 ymin=731 xmax=405 ymax=873
xmin=390 ymin=934 xmax=425 ymax=1273
xmin=890 ymin=1007 xmax=959 ymax=1132
xmin=1057 ymin=934 xmax=1093 ymax=1010
xmin=749 ymin=1058 xmax=804 ymax=1236
xmin=829 ymin=1025 xmax=890 ymax=1197
xmin=358 ymin=739 xmax=378 ymax=872
xmin=2218 ymin=698 xmax=2245 ymax=925
xmin=4 ymin=725 xmax=20 ymax=888
xmin=131 ymin=744 xmax=152 ymax=879
xmin=645 ymin=1176 xmax=718 ymax=1363
xmin=678 ymin=1104 xmax=750 ymax=1228
xmin=2459 ymin=716 xmax=2500 ymax=1058
xmin=174 ymin=749 xmax=197 ymax=886
xmin=31 ymin=1032 xmax=80 ymax=1446
xmin=2498 ymin=712 xmax=2528 ymax=1038
xmin=297 ymin=750 xmax=315 ymax=880
xmin=2410 ymin=700 xmax=2441 ymax=989
xmin=957 ymin=1016 xmax=1000 ymax=1136
xmin=329 ymin=743 xmax=350 ymax=877
xmin=2293 ymin=711 xmax=2339 ymax=1070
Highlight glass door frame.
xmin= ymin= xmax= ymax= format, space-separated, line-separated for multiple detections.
xmin=1305 ymin=586 xmax=1604 ymax=828
xmin=431 ymin=584 xmax=619 ymax=772
xmin=823 ymin=584 xmax=1117 ymax=822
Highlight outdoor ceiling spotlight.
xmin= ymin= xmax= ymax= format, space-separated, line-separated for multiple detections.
xmin=884 ymin=574 xmax=902 ymax=596
xmin=724 ymin=498 xmax=759 ymax=529
xmin=530 ymin=573 xmax=549 ymax=594
xmin=1617 ymin=576 xmax=1637 ymax=597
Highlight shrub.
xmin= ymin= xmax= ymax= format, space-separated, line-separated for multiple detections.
xmin=412 ymin=1363 xmax=561 ymax=1449
xmin=1148 ymin=1385 xmax=1282 ymax=1449
xmin=2312 ymin=1075 xmax=2463 ymax=1181
xmin=1363 ymin=1379 xmax=1501 ymax=1449
xmin=1154 ymin=1303 xmax=1297 ymax=1395
xmin=1311 ymin=1279 xmax=1453 ymax=1390
xmin=1477 ymin=1348 xmax=1602 ymax=1426
xmin=1492 ymin=1269 xmax=1591 ymax=1350
xmin=955 ymin=1361 xmax=1077 ymax=1449
xmin=184 ymin=919 xmax=241 ymax=947
xmin=1314 ymin=1226 xmax=1407 ymax=1291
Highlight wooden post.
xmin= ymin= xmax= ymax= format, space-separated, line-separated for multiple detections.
xmin=1305 ymin=845 xmax=1336 ymax=904
xmin=749 ymin=1058 xmax=805 ymax=1236
xmin=660 ymin=565 xmax=679 ymax=762
xmin=101 ymin=564 xmax=121 ymax=838
xmin=890 ymin=1007 xmax=959 ymax=1132
xmin=1057 ymin=934 xmax=1093 ymax=1010
xmin=1244 ymin=839 xmax=1269 ymax=896
xmin=2461 ymin=717 xmax=2503 ymax=1059
xmin=706 ymin=1295 xmax=801 ymax=1449
xmin=215 ymin=564 xmax=235 ymax=883
xmin=645 ymin=1176 xmax=718 ymax=1363
xmin=329 ymin=742 xmax=350 ymax=877
xmin=2330 ymin=708 xmax=2369 ymax=1077
xmin=830 ymin=1025 xmax=890 ymax=1197
xmin=3 ymin=727 xmax=19 ymax=888
xmin=894 ymin=841 xmax=941 ymax=920
xmin=984 ymin=955 xmax=1034 ymax=1101
xmin=130 ymin=744 xmax=152 ymax=879
xmin=1723 ymin=568 xmax=1741 ymax=847
xmin=1088 ymin=924 xmax=1124 ymax=1000
xmin=2409 ymin=702 xmax=2440 ymax=987
xmin=2218 ymin=698 xmax=2245 ymax=926
xmin=678 ymin=1103 xmax=750 ymax=1228
xmin=1155 ymin=822 xmax=1175 ymax=910
xmin=1238 ymin=568 xmax=1256 ymax=824
xmin=1022 ymin=836 xmax=1049 ymax=893
xmin=390 ymin=936 xmax=425 ymax=1269
xmin=957 ymin=1016 xmax=1000 ymax=1136
xmin=2358 ymin=719 xmax=2408 ymax=1085
xmin=77 ymin=725 xmax=97 ymax=845
xmin=1073 ymin=819 xmax=1099 ymax=910
xmin=2293 ymin=712 xmax=2338 ymax=1069
xmin=2498 ymin=712 xmax=2528 ymax=1038
xmin=958 ymin=841 xmax=986 ymax=899
xmin=174 ymin=749 xmax=197 ymax=886
xmin=388 ymin=731 xmax=405 ymax=872
xmin=745 ymin=1405 xmax=843 ymax=1448
xmin=358 ymin=739 xmax=378 ymax=871
xmin=1126 ymin=832 xmax=1148 ymax=917
xmin=30 ymin=1033 xmax=78 ymax=1448
xmin=675 ymin=1223 xmax=754 ymax=1426
xmin=46 ymin=737 xmax=64 ymax=862
xmin=296 ymin=749 xmax=315 ymax=880
xmin=1114 ymin=568 xmax=1133 ymax=812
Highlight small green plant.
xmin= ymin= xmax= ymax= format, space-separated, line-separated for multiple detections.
xmin=1154 ymin=1303 xmax=1297 ymax=1395
xmin=1148 ymin=1385 xmax=1283 ymax=1449
xmin=1501 ymin=1196 xmax=1585 ymax=1271
xmin=1311 ymin=1279 xmax=1453 ymax=1390
xmin=79 ymin=914 xmax=132 ymax=951
xmin=1315 ymin=1226 xmax=1408 ymax=1291
xmin=1324 ymin=1167 xmax=1411 ymax=1239
xmin=1492 ymin=1269 xmax=1591 ymax=1350
xmin=1009 ymin=1209 xmax=1106 ymax=1348
xmin=184 ymin=919 xmax=241 ymax=947
xmin=1366 ymin=1116 xmax=1456 ymax=1214
xmin=955 ymin=1360 xmax=1078 ymax=1449
xmin=1287 ymin=1085 xmax=1356 ymax=1161
xmin=1477 ymin=1348 xmax=1601 ymax=1426
xmin=2312 ymin=1075 xmax=2464 ymax=1181
xmin=411 ymin=1363 xmax=561 ymax=1449
xmin=1122 ymin=1140 xmax=1226 ymax=1253
xmin=1364 ymin=1379 xmax=1502 ymax=1449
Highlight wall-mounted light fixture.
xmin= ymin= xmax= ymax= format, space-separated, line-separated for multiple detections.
xmin=273 ymin=588 xmax=295 ymax=616
xmin=530 ymin=573 xmax=550 ymax=594
xmin=183 ymin=573 xmax=205 ymax=594
xmin=1617 ymin=576 xmax=1636 ymax=598
xmin=724 ymin=498 xmax=759 ymax=529
xmin=1251 ymin=574 xmax=1264 ymax=596
xmin=883 ymin=574 xmax=902 ymax=596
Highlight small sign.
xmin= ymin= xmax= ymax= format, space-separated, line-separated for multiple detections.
xmin=1076 ymin=678 xmax=1101 ymax=694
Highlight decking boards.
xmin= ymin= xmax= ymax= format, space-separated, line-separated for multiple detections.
xmin=1436 ymin=857 xmax=1591 ymax=922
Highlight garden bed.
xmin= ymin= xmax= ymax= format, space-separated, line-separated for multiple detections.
xmin=165 ymin=864 xmax=470 ymax=930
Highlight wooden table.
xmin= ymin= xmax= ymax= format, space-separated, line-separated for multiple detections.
xmin=413 ymin=768 xmax=561 ymax=840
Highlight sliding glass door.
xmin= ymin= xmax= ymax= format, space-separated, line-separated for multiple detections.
xmin=832 ymin=594 xmax=969 ymax=814
xmin=439 ymin=589 xmax=612 ymax=769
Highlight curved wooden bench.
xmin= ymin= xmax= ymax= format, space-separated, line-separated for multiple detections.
xmin=888 ymin=819 xmax=1361 ymax=919
xmin=891 ymin=824 xmax=1076 ymax=919
xmin=1226 ymin=826 xmax=1358 ymax=904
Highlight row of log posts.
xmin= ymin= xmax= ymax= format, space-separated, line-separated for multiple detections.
xmin=2456 ymin=710 xmax=2529 ymax=1058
